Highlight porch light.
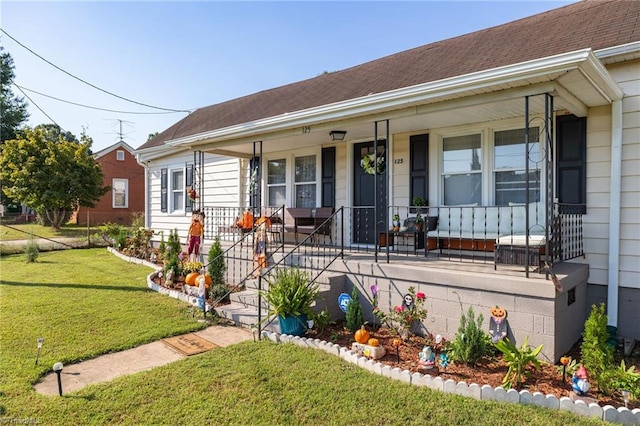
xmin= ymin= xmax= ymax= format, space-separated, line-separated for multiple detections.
xmin=329 ymin=130 xmax=347 ymax=141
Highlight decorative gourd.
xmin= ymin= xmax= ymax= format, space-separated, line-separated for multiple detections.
xmin=560 ymin=356 xmax=571 ymax=366
xmin=490 ymin=305 xmax=507 ymax=319
xmin=185 ymin=272 xmax=199 ymax=286
xmin=354 ymin=326 xmax=370 ymax=344
xmin=392 ymin=338 xmax=403 ymax=347
xmin=367 ymin=338 xmax=379 ymax=347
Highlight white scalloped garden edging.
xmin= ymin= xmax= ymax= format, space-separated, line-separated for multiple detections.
xmin=261 ymin=330 xmax=640 ymax=425
xmin=108 ymin=247 xmax=212 ymax=312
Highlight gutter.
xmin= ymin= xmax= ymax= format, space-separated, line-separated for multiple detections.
xmin=607 ymin=99 xmax=623 ymax=328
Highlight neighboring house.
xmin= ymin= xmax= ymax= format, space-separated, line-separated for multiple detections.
xmin=136 ymin=1 xmax=640 ymax=360
xmin=72 ymin=141 xmax=145 ymax=226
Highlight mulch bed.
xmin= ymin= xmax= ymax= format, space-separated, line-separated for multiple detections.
xmin=307 ymin=321 xmax=640 ymax=410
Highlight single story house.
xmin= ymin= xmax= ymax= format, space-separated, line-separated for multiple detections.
xmin=136 ymin=0 xmax=640 ymax=361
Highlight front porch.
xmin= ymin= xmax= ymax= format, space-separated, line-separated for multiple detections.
xmin=200 ymin=204 xmax=587 ymax=362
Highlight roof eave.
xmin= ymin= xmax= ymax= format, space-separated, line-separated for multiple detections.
xmin=165 ymin=48 xmax=622 ymax=148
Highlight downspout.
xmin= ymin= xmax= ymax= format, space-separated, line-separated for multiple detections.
xmin=607 ymin=99 xmax=623 ymax=328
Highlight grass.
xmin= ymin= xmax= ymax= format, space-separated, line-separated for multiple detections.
xmin=0 ymin=249 xmax=606 ymax=425
xmin=0 ymin=223 xmax=98 ymax=241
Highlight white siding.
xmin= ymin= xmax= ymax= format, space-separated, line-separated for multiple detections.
xmin=146 ymin=151 xmax=240 ymax=245
xmin=583 ymin=61 xmax=640 ymax=290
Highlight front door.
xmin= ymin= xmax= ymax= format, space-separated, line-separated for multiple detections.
xmin=353 ymin=141 xmax=387 ymax=244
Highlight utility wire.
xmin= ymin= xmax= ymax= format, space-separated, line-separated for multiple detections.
xmin=13 ymin=84 xmax=61 ymax=128
xmin=1 ymin=28 xmax=193 ymax=113
xmin=15 ymin=84 xmax=180 ymax=115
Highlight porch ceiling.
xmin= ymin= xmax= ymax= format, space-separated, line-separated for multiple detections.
xmin=156 ymin=49 xmax=621 ymax=160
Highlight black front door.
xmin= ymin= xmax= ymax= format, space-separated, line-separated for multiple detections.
xmin=353 ymin=141 xmax=387 ymax=244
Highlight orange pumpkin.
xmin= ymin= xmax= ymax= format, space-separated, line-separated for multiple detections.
xmin=367 ymin=338 xmax=379 ymax=347
xmin=354 ymin=326 xmax=370 ymax=344
xmin=185 ymin=272 xmax=199 ymax=286
xmin=560 ymin=356 xmax=571 ymax=366
xmin=392 ymin=338 xmax=403 ymax=347
xmin=490 ymin=305 xmax=507 ymax=319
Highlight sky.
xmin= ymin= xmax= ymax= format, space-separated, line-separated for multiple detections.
xmin=1 ymin=0 xmax=575 ymax=152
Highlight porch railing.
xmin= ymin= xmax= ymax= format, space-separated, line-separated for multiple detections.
xmin=201 ymin=203 xmax=584 ymax=276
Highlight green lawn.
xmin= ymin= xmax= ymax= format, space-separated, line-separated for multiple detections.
xmin=0 ymin=249 xmax=605 ymax=425
xmin=0 ymin=223 xmax=97 ymax=241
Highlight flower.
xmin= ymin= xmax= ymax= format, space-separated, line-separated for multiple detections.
xmin=416 ymin=292 xmax=426 ymax=300
xmin=395 ymin=305 xmax=405 ymax=313
xmin=376 ymin=286 xmax=428 ymax=338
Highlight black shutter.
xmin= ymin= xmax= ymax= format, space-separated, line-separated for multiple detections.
xmin=185 ymin=164 xmax=193 ymax=212
xmin=322 ymin=147 xmax=336 ymax=207
xmin=556 ymin=115 xmax=586 ymax=214
xmin=160 ymin=168 xmax=168 ymax=213
xmin=410 ymin=134 xmax=429 ymax=204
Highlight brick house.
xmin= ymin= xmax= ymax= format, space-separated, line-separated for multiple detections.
xmin=72 ymin=141 xmax=145 ymax=226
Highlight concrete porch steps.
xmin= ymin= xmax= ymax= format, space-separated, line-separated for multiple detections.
xmin=215 ymin=270 xmax=347 ymax=333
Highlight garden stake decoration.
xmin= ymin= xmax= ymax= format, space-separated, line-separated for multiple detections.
xmin=560 ymin=356 xmax=571 ymax=383
xmin=53 ymin=362 xmax=64 ymax=396
xmin=35 ymin=337 xmax=44 ymax=365
xmin=392 ymin=338 xmax=403 ymax=363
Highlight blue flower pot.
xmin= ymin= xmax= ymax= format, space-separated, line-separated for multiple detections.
xmin=278 ymin=314 xmax=307 ymax=336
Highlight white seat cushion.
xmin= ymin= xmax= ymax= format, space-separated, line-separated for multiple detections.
xmin=496 ymin=234 xmax=546 ymax=246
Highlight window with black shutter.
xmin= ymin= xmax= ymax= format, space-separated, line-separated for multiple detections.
xmin=322 ymin=147 xmax=336 ymax=207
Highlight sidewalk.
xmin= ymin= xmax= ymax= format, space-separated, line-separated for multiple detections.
xmin=34 ymin=325 xmax=254 ymax=396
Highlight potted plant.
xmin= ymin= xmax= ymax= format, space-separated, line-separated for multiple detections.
xmin=392 ymin=213 xmax=401 ymax=231
xmin=261 ymin=267 xmax=319 ymax=336
xmin=412 ymin=197 xmax=427 ymax=231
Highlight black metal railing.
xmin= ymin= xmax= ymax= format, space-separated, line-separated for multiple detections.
xmin=257 ymin=207 xmax=344 ymax=336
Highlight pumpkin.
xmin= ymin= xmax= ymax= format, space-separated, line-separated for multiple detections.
xmin=185 ymin=272 xmax=199 ymax=286
xmin=392 ymin=338 xmax=403 ymax=347
xmin=490 ymin=305 xmax=507 ymax=319
xmin=367 ymin=338 xmax=379 ymax=347
xmin=354 ymin=326 xmax=370 ymax=344
xmin=560 ymin=356 xmax=571 ymax=366
xmin=194 ymin=274 xmax=212 ymax=289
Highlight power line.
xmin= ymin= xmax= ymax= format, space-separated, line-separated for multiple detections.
xmin=15 ymin=84 xmax=182 ymax=115
xmin=1 ymin=28 xmax=194 ymax=113
xmin=13 ymin=84 xmax=61 ymax=128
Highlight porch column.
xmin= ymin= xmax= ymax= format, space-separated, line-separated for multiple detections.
xmin=607 ymin=99 xmax=623 ymax=328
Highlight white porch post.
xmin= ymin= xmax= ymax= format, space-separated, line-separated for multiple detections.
xmin=607 ymin=99 xmax=623 ymax=328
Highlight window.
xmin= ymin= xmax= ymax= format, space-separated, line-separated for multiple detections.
xmin=493 ymin=127 xmax=540 ymax=205
xmin=112 ymin=178 xmax=128 ymax=208
xmin=267 ymin=159 xmax=286 ymax=207
xmin=442 ymin=134 xmax=481 ymax=205
xmin=171 ymin=169 xmax=184 ymax=212
xmin=116 ymin=150 xmax=125 ymax=161
xmin=294 ymin=155 xmax=316 ymax=208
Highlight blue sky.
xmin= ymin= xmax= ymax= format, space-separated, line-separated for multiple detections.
xmin=1 ymin=1 xmax=574 ymax=152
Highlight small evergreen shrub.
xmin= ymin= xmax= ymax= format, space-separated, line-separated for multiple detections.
xmin=581 ymin=303 xmax=615 ymax=393
xmin=446 ymin=304 xmax=491 ymax=365
xmin=207 ymin=237 xmax=226 ymax=285
xmin=209 ymin=283 xmax=229 ymax=304
xmin=345 ymin=287 xmax=364 ymax=333
xmin=24 ymin=236 xmax=39 ymax=262
xmin=166 ymin=228 xmax=182 ymax=256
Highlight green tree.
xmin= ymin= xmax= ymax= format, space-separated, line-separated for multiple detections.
xmin=0 ymin=47 xmax=29 ymax=143
xmin=0 ymin=124 xmax=108 ymax=228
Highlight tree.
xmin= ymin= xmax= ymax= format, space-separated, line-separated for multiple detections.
xmin=0 ymin=124 xmax=108 ymax=228
xmin=0 ymin=46 xmax=29 ymax=143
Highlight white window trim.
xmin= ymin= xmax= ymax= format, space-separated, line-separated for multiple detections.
xmin=116 ymin=150 xmax=125 ymax=161
xmin=266 ymin=158 xmax=287 ymax=207
xmin=264 ymin=149 xmax=321 ymax=208
xmin=112 ymin=178 xmax=128 ymax=208
xmin=440 ymin=131 xmax=483 ymax=206
xmin=170 ymin=167 xmax=185 ymax=214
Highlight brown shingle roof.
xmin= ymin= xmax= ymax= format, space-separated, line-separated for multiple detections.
xmin=138 ymin=0 xmax=640 ymax=151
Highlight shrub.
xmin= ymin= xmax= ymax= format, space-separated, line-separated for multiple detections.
xmin=24 ymin=236 xmax=39 ymax=263
xmin=581 ymin=303 xmax=614 ymax=393
xmin=374 ymin=286 xmax=428 ymax=338
xmin=345 ymin=287 xmax=364 ymax=333
xmin=209 ymin=283 xmax=229 ymax=304
xmin=166 ymin=228 xmax=182 ymax=257
xmin=494 ymin=336 xmax=543 ymax=389
xmin=610 ymin=360 xmax=640 ymax=400
xmin=130 ymin=212 xmax=145 ymax=229
xmin=207 ymin=237 xmax=226 ymax=285
xmin=446 ymin=305 xmax=492 ymax=366
xmin=310 ymin=308 xmax=333 ymax=334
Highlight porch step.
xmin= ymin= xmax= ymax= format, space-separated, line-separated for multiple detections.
xmin=216 ymin=270 xmax=347 ymax=331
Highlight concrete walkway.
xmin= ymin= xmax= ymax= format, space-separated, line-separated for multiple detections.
xmin=35 ymin=325 xmax=254 ymax=396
